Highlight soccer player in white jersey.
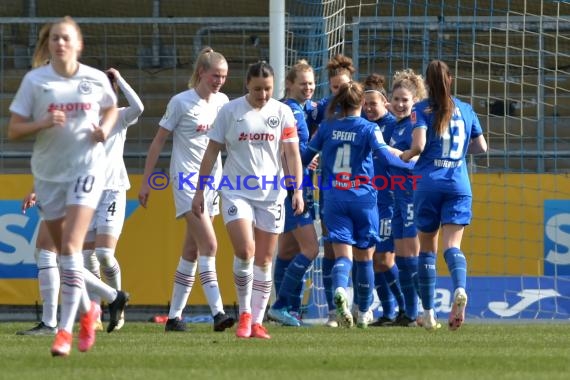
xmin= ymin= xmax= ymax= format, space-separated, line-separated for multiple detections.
xmin=82 ymin=67 xmax=142 ymax=332
xmin=192 ymin=61 xmax=305 ymax=339
xmin=139 ymin=47 xmax=235 ymax=333
xmin=8 ymin=16 xmax=119 ymax=356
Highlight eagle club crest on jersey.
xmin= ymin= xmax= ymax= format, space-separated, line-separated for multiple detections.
xmin=78 ymin=79 xmax=93 ymax=95
xmin=267 ymin=115 xmax=280 ymax=128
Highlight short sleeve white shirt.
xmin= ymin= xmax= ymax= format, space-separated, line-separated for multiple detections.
xmin=9 ymin=63 xmax=117 ymax=182
xmin=159 ymin=89 xmax=229 ymax=189
xmin=208 ymin=96 xmax=298 ymax=202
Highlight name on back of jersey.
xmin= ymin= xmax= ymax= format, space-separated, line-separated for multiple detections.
xmin=332 ymin=130 xmax=357 ymax=142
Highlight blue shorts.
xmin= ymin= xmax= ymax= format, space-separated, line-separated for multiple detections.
xmin=323 ymin=198 xmax=380 ymax=249
xmin=283 ymin=194 xmax=316 ymax=233
xmin=414 ymin=191 xmax=472 ymax=233
xmin=392 ymin=189 xmax=417 ymax=239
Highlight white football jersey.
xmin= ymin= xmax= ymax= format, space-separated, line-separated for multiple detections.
xmin=208 ymin=96 xmax=298 ymax=202
xmin=103 ymin=76 xmax=144 ymax=190
xmin=159 ymin=89 xmax=229 ymax=190
xmin=10 ymin=63 xmax=117 ymax=182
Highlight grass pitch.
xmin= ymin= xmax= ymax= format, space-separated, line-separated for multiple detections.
xmin=2 ymin=321 xmax=569 ymax=380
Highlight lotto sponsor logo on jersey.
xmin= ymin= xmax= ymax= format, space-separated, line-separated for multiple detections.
xmin=195 ymin=124 xmax=211 ymax=132
xmin=47 ymin=102 xmax=92 ymax=113
xmin=238 ymin=132 xmax=275 ymax=141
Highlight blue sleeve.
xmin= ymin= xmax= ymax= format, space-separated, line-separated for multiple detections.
xmin=470 ymin=107 xmax=483 ymax=138
xmin=373 ymin=147 xmax=415 ymax=171
xmin=302 ymin=146 xmax=319 ymax=167
xmin=301 ymin=129 xmax=322 ymax=166
xmin=305 ymin=97 xmax=328 ymax=126
xmin=412 ymin=107 xmax=428 ymax=130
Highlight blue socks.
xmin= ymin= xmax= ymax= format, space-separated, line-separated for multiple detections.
xmin=374 ymin=271 xmax=395 ymax=318
xmin=273 ymin=257 xmax=291 ymax=302
xmin=444 ymin=247 xmax=467 ymax=290
xmin=395 ymin=256 xmax=419 ymax=319
xmin=273 ymin=254 xmax=312 ymax=310
xmin=418 ymin=251 xmax=437 ymax=310
xmin=351 ymin=264 xmax=359 ymax=308
xmin=331 ymin=256 xmax=352 ymax=291
xmin=355 ymin=260 xmax=374 ymax=312
xmin=322 ymin=257 xmax=335 ymax=311
xmin=383 ymin=263 xmax=406 ymax=312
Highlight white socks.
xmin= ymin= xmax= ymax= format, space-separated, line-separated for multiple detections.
xmin=36 ymin=249 xmax=59 ymax=328
xmin=168 ymin=257 xmax=197 ymax=319
xmin=199 ymin=256 xmax=224 ymax=316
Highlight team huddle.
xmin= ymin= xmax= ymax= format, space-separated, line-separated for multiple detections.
xmin=8 ymin=16 xmax=487 ymax=356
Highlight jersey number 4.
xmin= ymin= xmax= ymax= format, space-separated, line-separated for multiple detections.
xmin=333 ymin=143 xmax=352 ymax=174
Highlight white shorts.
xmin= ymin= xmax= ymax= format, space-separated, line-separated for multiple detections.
xmin=220 ymin=192 xmax=285 ymax=234
xmin=34 ymin=173 xmax=104 ymax=221
xmin=173 ymin=186 xmax=220 ymax=219
xmin=86 ymin=189 xmax=126 ymax=241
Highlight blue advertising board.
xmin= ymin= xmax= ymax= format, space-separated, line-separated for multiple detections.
xmin=0 ymin=200 xmax=139 ymax=279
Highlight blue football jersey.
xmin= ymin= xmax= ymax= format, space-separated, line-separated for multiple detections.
xmin=389 ymin=115 xmax=415 ymax=179
xmin=412 ymin=97 xmax=483 ymax=195
xmin=283 ymin=98 xmax=311 ymax=156
xmin=305 ymin=96 xmax=330 ymax=127
xmin=303 ymin=116 xmax=388 ymax=201
xmin=370 ymin=112 xmax=398 ymax=205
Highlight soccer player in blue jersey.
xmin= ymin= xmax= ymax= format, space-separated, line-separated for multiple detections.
xmin=306 ymin=54 xmax=355 ymax=131
xmin=306 ymin=54 xmax=355 ymax=327
xmin=400 ymin=60 xmax=487 ymax=331
xmin=302 ymin=81 xmax=414 ymax=328
xmin=267 ymin=60 xmax=319 ymax=327
xmin=362 ymin=73 xmax=406 ymax=326
xmin=388 ymin=68 xmax=427 ymax=327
